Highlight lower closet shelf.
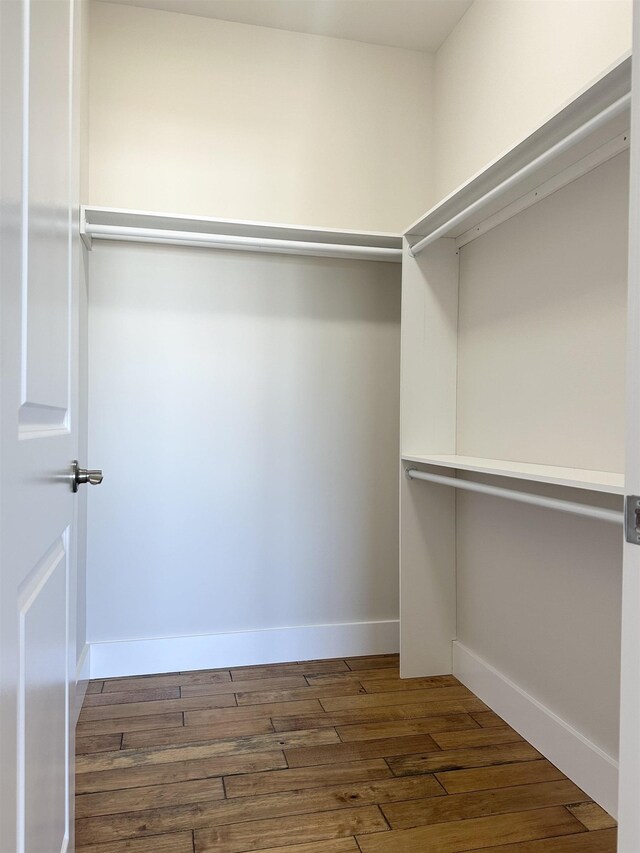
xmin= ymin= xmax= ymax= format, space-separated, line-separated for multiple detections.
xmin=401 ymin=454 xmax=624 ymax=496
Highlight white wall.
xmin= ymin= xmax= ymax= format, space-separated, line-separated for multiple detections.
xmin=87 ymin=243 xmax=400 ymax=673
xmin=87 ymin=1 xmax=434 ymax=233
xmin=433 ymin=0 xmax=632 ymax=202
xmin=457 ymin=151 xmax=628 ymax=473
xmin=454 ymin=151 xmax=628 ymax=761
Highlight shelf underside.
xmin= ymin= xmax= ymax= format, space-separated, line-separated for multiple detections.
xmin=401 ymin=454 xmax=624 ymax=495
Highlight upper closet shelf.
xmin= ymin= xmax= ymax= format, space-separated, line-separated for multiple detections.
xmin=405 ymin=54 xmax=631 ymax=255
xmin=401 ymin=454 xmax=624 ymax=495
xmin=81 ymin=207 xmax=403 ymax=263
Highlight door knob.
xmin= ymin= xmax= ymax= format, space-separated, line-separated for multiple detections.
xmin=72 ymin=460 xmax=104 ymax=492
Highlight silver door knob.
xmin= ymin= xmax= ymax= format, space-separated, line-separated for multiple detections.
xmin=72 ymin=460 xmax=104 ymax=492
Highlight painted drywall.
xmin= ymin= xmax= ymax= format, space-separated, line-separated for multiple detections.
xmin=454 ymin=151 xmax=628 ymax=759
xmin=87 ymin=1 xmax=433 ymax=232
xmin=456 ymin=484 xmax=623 ymax=758
xmin=86 ymin=243 xmax=400 ymax=653
xmin=433 ymin=0 xmax=632 ymax=202
xmin=457 ymin=151 xmax=628 ymax=472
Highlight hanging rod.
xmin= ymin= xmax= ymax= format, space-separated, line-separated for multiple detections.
xmin=83 ymin=223 xmax=403 ymax=263
xmin=405 ymin=468 xmax=623 ymax=525
xmin=408 ymin=91 xmax=631 ymax=258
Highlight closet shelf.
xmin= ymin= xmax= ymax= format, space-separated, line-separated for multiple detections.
xmin=405 ymin=54 xmax=631 ymax=254
xmin=81 ymin=207 xmax=403 ymax=263
xmin=400 ymin=453 xmax=624 ymax=495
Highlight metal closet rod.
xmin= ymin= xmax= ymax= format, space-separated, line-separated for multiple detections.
xmin=405 ymin=468 xmax=623 ymax=525
xmin=408 ymin=91 xmax=631 ymax=258
xmin=84 ymin=224 xmax=403 ymax=263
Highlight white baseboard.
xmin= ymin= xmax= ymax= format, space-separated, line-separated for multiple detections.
xmin=74 ymin=643 xmax=91 ymax=725
xmin=453 ymin=641 xmax=618 ymax=817
xmin=88 ymin=619 xmax=399 ymax=680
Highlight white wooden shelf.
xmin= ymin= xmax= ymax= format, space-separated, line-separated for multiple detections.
xmin=401 ymin=453 xmax=624 ymax=495
xmin=405 ymin=54 xmax=631 ymax=253
xmin=81 ymin=206 xmax=403 ymax=263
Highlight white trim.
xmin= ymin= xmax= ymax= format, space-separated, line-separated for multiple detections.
xmin=88 ymin=620 xmax=399 ymax=679
xmin=453 ymin=641 xmax=618 ymax=817
xmin=74 ymin=644 xmax=90 ymax=726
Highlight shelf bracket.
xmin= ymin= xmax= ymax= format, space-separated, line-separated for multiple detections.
xmin=624 ymin=495 xmax=640 ymax=544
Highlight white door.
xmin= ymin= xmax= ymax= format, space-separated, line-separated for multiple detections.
xmin=0 ymin=1 xmax=83 ymax=851
xmin=618 ymin=4 xmax=640 ymax=851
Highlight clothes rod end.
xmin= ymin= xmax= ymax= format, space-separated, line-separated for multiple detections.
xmin=405 ymin=467 xmax=417 ymax=480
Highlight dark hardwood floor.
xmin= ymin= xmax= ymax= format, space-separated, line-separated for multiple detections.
xmin=75 ymin=654 xmax=617 ymax=852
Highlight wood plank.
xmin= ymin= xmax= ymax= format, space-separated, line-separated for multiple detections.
xmin=122 ymin=717 xmax=274 ymax=749
xmin=388 ymin=742 xmax=542 ymax=776
xmin=436 ymin=759 xmax=565 ymax=794
xmin=230 ymin=661 xmax=350 ymax=680
xmin=346 ymin=655 xmax=399 ymax=670
xmin=101 ymin=671 xmax=232 ymax=692
xmin=76 ymin=777 xmax=225 ymax=818
xmin=224 ymin=760 xmax=393 ymax=798
xmin=336 ymin=714 xmax=479 ymax=742
xmin=76 ymin=734 xmax=123 ymax=754
xmin=470 ymin=710 xmax=507 ymax=728
xmin=85 ymin=682 xmax=104 ymax=695
xmin=194 ymin=806 xmax=388 ymax=853
xmin=381 ymin=779 xmax=588 ymax=829
xmin=181 ymin=676 xmax=309 ymax=698
xmin=566 ymin=802 xmax=617 ymax=831
xmin=272 ymin=699 xmax=488 ymax=732
xmin=305 ymin=673 xmax=463 ymax=690
xmin=76 ymin=800 xmax=220 ymax=845
xmin=236 ymin=684 xmax=367 ymax=706
xmin=184 ymin=700 xmax=323 ymax=728
xmin=359 ymin=676 xmax=462 ymax=693
xmin=77 ymin=729 xmax=340 ymax=773
xmin=472 ymin=828 xmax=617 ymax=851
xmin=285 ymin=734 xmax=440 ymax=768
xmin=82 ymin=687 xmax=182 ymax=707
xmin=76 ymin=830 xmax=195 ymax=853
xmin=356 ymin=806 xmax=586 ymax=853
xmin=78 ymin=693 xmax=238 ymax=721
xmin=77 ymin=712 xmax=185 ymax=737
xmin=256 ymin=841 xmax=359 ymax=853
xmin=76 ymin=751 xmax=287 ymax=793
xmin=430 ymin=726 xmax=524 ymax=750
xmin=78 ymin=777 xmax=442 ymax=845
xmin=214 ymin=776 xmax=443 ymax=824
xmin=320 ymin=686 xmax=473 ymax=712
xmin=305 ymin=669 xmax=401 ymax=686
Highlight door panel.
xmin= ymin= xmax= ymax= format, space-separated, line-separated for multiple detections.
xmin=19 ymin=537 xmax=69 ymax=853
xmin=1 ymin=2 xmax=80 ymax=852
xmin=21 ymin=0 xmax=72 ymax=433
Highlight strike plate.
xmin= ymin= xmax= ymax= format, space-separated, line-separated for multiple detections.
xmin=625 ymin=495 xmax=640 ymax=544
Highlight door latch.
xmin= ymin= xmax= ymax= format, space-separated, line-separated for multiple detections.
xmin=72 ymin=460 xmax=104 ymax=493
xmin=625 ymin=495 xmax=640 ymax=544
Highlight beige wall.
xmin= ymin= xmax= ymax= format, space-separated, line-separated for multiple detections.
xmin=87 ymin=244 xmax=400 ymax=650
xmin=433 ymin=0 xmax=632 ymax=202
xmin=88 ymin=1 xmax=433 ymax=232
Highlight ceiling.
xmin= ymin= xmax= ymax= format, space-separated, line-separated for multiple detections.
xmin=98 ymin=0 xmax=474 ymax=53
